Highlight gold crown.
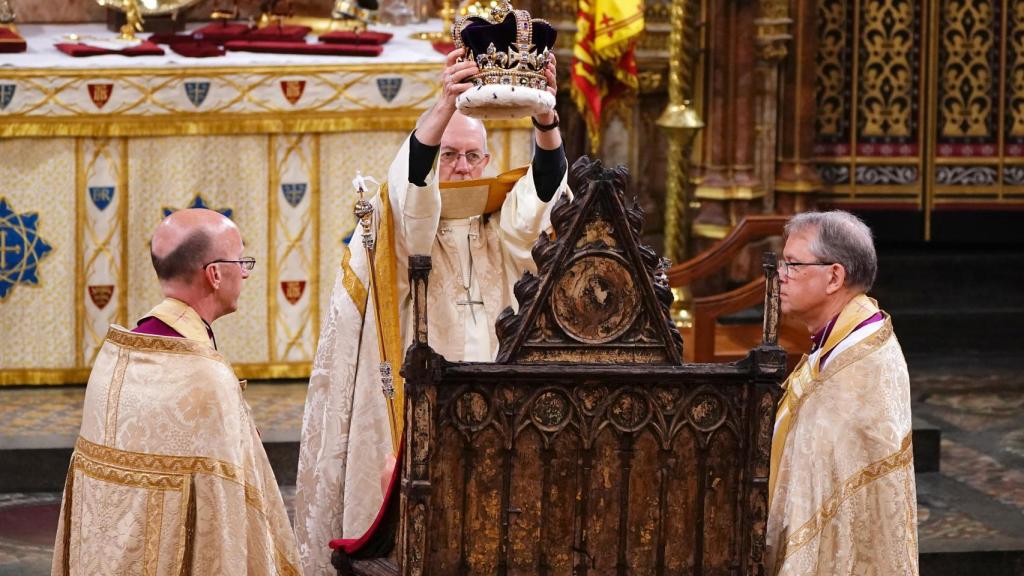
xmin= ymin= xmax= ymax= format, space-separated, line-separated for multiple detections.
xmin=452 ymin=4 xmax=554 ymax=92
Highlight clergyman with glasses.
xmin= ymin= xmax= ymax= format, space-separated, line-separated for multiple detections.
xmin=294 ymin=47 xmax=569 ymax=573
xmin=766 ymin=211 xmax=918 ymax=575
xmin=52 ymin=208 xmax=300 ymax=574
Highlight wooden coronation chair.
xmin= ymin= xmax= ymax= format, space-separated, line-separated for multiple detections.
xmin=332 ymin=158 xmax=788 ymax=575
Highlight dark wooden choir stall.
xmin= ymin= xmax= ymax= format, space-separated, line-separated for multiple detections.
xmin=333 ymin=157 xmax=788 ymax=576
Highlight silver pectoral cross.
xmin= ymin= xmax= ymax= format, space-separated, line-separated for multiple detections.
xmin=456 ymin=286 xmax=485 ymax=324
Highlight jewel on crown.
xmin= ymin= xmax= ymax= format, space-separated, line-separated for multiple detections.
xmin=452 ymin=1 xmax=555 ymax=93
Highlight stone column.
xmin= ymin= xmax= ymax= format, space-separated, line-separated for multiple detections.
xmin=691 ymin=0 xmax=765 ymax=246
xmin=774 ymin=0 xmax=820 ymax=215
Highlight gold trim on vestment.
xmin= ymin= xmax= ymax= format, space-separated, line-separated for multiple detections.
xmin=75 ymin=452 xmax=187 ymax=491
xmin=780 ymin=432 xmax=915 ymax=561
xmin=144 ymin=490 xmax=164 ymax=576
xmin=341 ymin=247 xmax=368 ymax=318
xmin=75 ymin=436 xmax=245 ymax=485
xmin=769 ymin=302 xmax=892 ymax=504
xmin=142 ymin=298 xmax=215 ymax=347
xmin=374 ymin=183 xmax=406 ymax=452
xmin=103 ymin=325 xmax=229 ymax=366
xmin=104 ymin=346 xmax=130 ymax=446
xmin=793 ymin=319 xmax=893 ymax=413
xmin=58 ymin=455 xmax=75 ymax=576
xmin=73 ymin=435 xmax=300 ymax=575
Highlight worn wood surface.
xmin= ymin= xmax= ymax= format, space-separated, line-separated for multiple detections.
xmin=395 ymin=157 xmax=786 ymax=576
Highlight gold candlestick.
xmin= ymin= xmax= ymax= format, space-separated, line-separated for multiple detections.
xmin=118 ymin=0 xmax=144 ymax=40
xmin=409 ymin=0 xmax=454 ymax=42
xmin=0 ymin=0 xmax=17 ymax=33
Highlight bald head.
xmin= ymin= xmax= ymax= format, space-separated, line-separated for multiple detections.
xmin=151 ymin=209 xmax=237 ymax=283
xmin=441 ymin=112 xmax=487 ymax=149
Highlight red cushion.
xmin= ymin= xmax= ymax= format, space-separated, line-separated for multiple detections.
xmin=247 ymin=25 xmax=312 ymax=43
xmin=169 ymin=41 xmax=225 ymax=58
xmin=319 ymin=30 xmax=393 ymax=45
xmin=0 ymin=28 xmax=26 ymax=53
xmin=55 ymin=41 xmax=165 ymax=57
xmin=192 ymin=22 xmax=252 ymax=43
xmin=225 ymin=40 xmax=382 ymax=56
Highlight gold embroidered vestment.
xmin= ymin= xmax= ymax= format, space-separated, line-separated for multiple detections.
xmin=52 ymin=325 xmax=300 ymax=576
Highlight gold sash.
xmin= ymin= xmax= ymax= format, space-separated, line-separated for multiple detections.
xmin=142 ymin=297 xmax=214 ymax=347
xmin=339 ymin=184 xmax=405 ymax=453
xmin=768 ymin=294 xmax=881 ymax=505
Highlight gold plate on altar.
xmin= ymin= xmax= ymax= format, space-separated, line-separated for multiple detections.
xmin=97 ymin=0 xmax=202 ymax=16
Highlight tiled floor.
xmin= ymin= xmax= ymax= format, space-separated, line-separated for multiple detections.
xmin=2 ymin=359 xmax=1023 ymax=575
xmin=0 ymin=382 xmax=308 ymax=448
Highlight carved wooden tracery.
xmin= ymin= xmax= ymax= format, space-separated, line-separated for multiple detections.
xmin=395 ymin=157 xmax=786 ymax=576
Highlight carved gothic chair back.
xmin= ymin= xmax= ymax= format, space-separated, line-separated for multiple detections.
xmin=393 ymin=157 xmax=787 ymax=576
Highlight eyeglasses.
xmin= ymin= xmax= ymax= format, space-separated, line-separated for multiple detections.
xmin=205 ymin=257 xmax=256 ymax=271
xmin=439 ymin=150 xmax=488 ymax=167
xmin=778 ymin=260 xmax=835 ymax=278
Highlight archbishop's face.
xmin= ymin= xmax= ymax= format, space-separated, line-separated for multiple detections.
xmin=438 ymin=114 xmax=490 ymax=182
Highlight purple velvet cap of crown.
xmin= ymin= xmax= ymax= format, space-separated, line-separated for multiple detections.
xmin=458 ymin=13 xmax=556 ymax=57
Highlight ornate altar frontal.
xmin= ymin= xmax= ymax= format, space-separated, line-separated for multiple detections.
xmin=0 ymin=23 xmax=532 ymax=385
xmin=375 ymin=157 xmax=788 ymax=576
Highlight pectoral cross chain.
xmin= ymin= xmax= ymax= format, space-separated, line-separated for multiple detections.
xmin=456 ymin=286 xmax=485 ymax=324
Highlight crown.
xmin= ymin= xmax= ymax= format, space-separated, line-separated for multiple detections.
xmin=451 ymin=1 xmax=558 ymax=119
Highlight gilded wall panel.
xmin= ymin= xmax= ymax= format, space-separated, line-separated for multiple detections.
xmin=126 ymin=136 xmax=269 ymax=365
xmin=1007 ymin=1 xmax=1024 ymax=146
xmin=858 ymin=0 xmax=916 ymax=139
xmin=269 ymin=134 xmax=319 ymax=363
xmin=319 ymin=131 xmax=413 ymax=317
xmin=0 ymin=138 xmax=77 ymax=369
xmin=816 ymin=0 xmax=850 ymax=142
xmin=79 ymin=138 xmax=128 ymax=365
xmin=939 ymin=0 xmax=998 ymax=139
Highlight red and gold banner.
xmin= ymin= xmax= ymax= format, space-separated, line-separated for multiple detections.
xmin=571 ymin=0 xmax=644 ymax=150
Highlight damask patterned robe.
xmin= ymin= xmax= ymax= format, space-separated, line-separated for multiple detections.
xmin=52 ymin=320 xmax=300 ymax=576
xmin=294 ymin=135 xmax=568 ymax=575
xmin=766 ymin=295 xmax=918 ymax=575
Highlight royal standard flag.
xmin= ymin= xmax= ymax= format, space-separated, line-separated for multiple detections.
xmin=572 ymin=0 xmax=645 ymax=150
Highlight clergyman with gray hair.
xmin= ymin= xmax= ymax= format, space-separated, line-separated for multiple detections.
xmin=765 ymin=210 xmax=918 ymax=575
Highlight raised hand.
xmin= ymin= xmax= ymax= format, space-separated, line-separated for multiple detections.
xmin=418 ymin=48 xmax=481 ymax=146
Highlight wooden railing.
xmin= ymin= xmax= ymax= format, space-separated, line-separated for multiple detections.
xmin=667 ymin=215 xmax=807 ymax=365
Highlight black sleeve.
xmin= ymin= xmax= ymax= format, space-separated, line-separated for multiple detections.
xmin=531 ymin=141 xmax=567 ymax=202
xmin=408 ymin=130 xmax=440 ymax=187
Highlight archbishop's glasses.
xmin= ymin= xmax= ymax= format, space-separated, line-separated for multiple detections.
xmin=205 ymin=257 xmax=256 ymax=272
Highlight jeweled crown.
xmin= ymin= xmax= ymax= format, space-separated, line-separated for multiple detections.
xmin=452 ymin=1 xmax=557 ymax=92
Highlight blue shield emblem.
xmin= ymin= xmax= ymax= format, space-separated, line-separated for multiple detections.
xmin=163 ymin=194 xmax=233 ymax=220
xmin=184 ymin=82 xmax=210 ymax=108
xmin=0 ymin=84 xmax=14 ymax=111
xmin=281 ymin=183 xmax=307 ymax=208
xmin=0 ymin=198 xmax=54 ymax=301
xmin=376 ymin=77 xmax=402 ymax=103
xmin=88 ymin=186 xmax=115 ymax=212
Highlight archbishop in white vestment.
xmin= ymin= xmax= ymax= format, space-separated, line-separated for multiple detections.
xmin=293 ymin=48 xmax=570 ymax=574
